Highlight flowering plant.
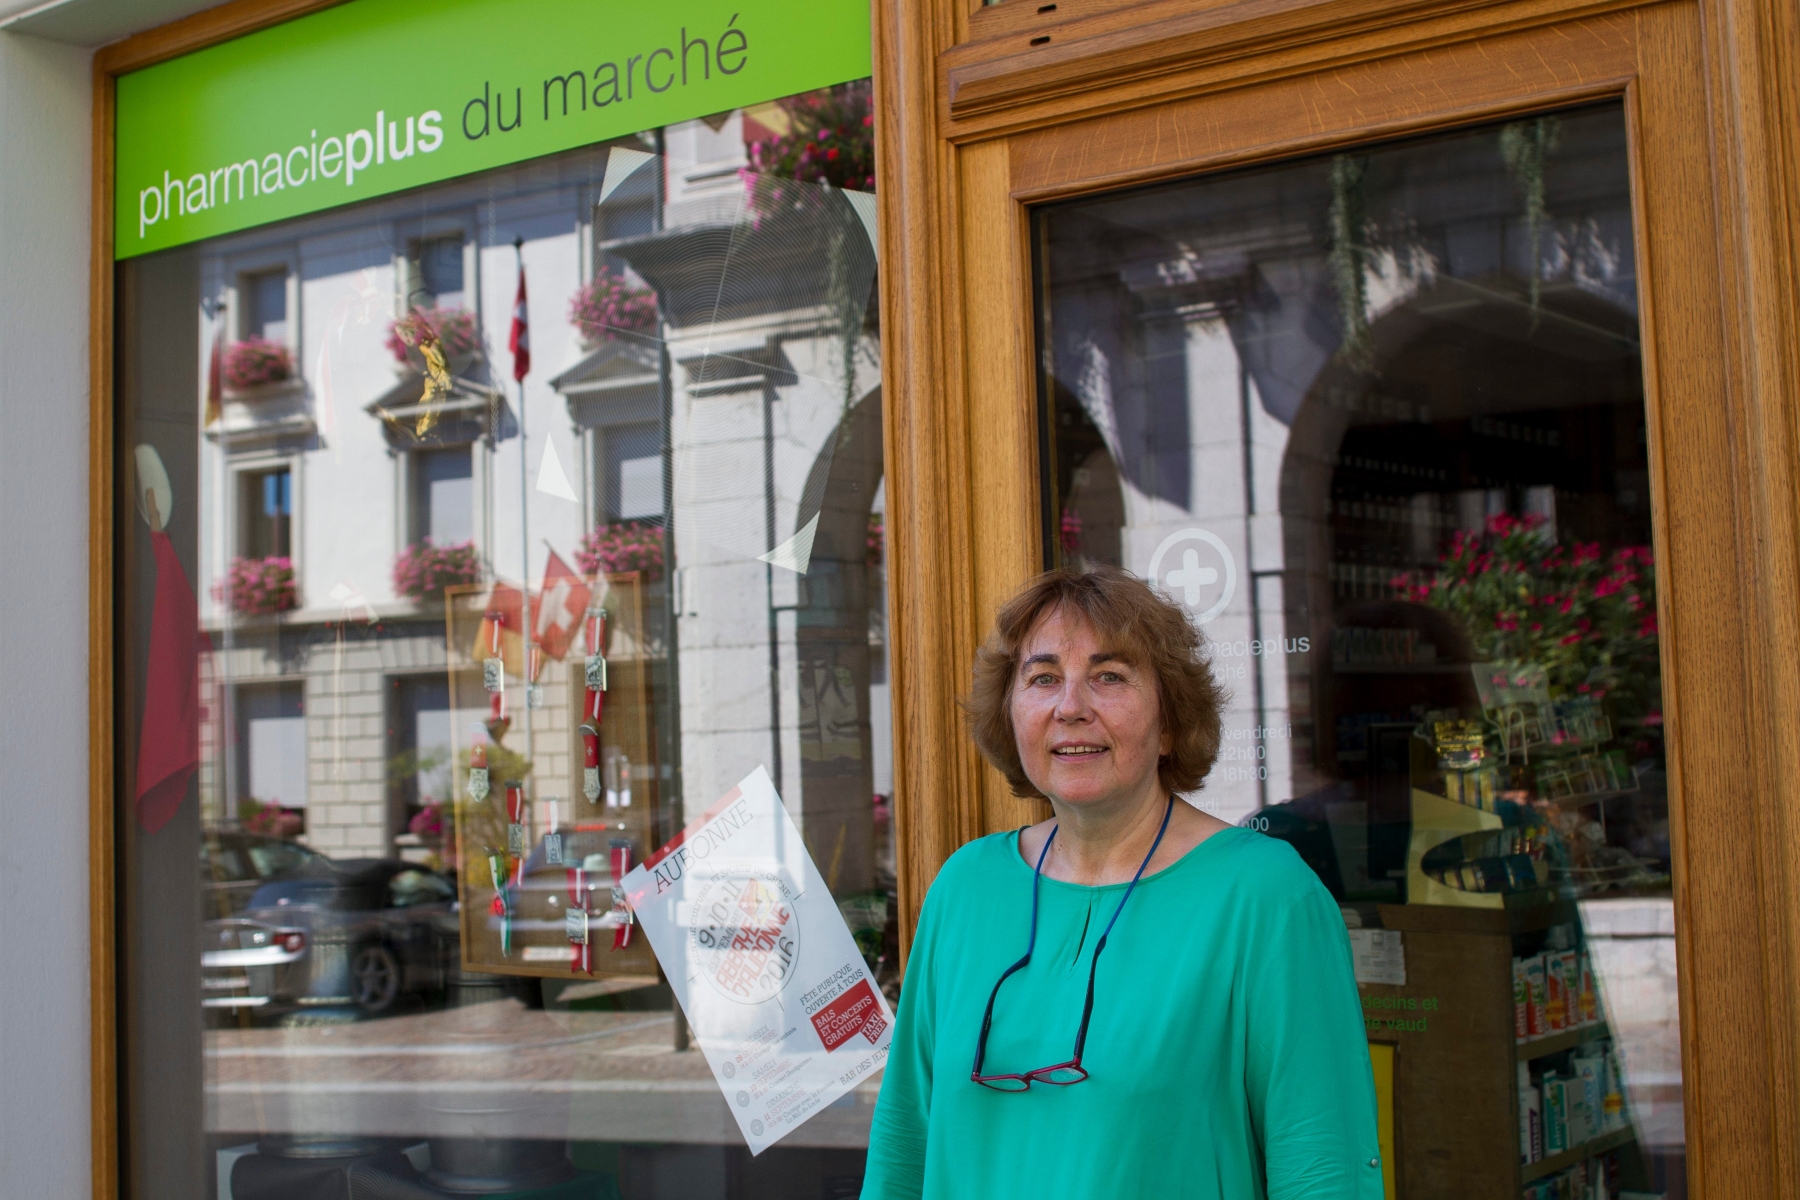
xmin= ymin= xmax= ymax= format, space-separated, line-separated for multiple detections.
xmin=216 ymin=555 xmax=297 ymax=616
xmin=1393 ymin=513 xmax=1659 ymax=716
xmin=240 ymin=799 xmax=303 ymax=836
xmin=393 ymin=540 xmax=481 ymax=604
xmin=1058 ymin=508 xmax=1083 ymax=556
xmin=224 ymin=337 xmax=293 ymax=390
xmin=577 ymin=520 xmax=665 ymax=579
xmin=742 ymin=81 xmax=876 ymax=217
xmin=866 ymin=512 xmax=885 ymax=568
xmin=384 ymin=306 xmax=479 ymax=365
xmin=408 ymin=801 xmax=445 ymax=838
xmin=569 ymin=267 xmax=658 ymax=345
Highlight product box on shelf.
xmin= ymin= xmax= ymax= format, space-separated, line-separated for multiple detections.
xmin=1546 ymin=954 xmax=1569 ymax=1032
xmin=1518 ymin=1063 xmax=1543 ymax=1165
xmin=1558 ymin=950 xmax=1581 ymax=1026
xmin=1544 ymin=1076 xmax=1570 ymax=1155
xmin=1578 ymin=952 xmax=1599 ymax=1025
xmin=1571 ymin=1053 xmax=1606 ymax=1147
xmin=1525 ymin=955 xmax=1549 ymax=1037
xmin=1514 ymin=958 xmax=1530 ymax=1041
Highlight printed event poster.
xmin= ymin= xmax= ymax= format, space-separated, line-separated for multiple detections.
xmin=623 ymin=767 xmax=893 ymax=1154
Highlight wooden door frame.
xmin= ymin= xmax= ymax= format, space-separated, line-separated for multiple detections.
xmin=870 ymin=3 xmax=1800 ymax=1200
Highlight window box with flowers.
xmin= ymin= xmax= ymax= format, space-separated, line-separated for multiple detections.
xmin=393 ymin=540 xmax=482 ymax=606
xmin=385 ymin=306 xmax=481 ymax=375
xmin=568 ymin=267 xmax=658 ymax=349
xmin=216 ymin=555 xmax=298 ymax=617
xmin=742 ymin=80 xmax=876 ymax=203
xmin=239 ymin=799 xmax=303 ymax=838
xmin=577 ymin=520 xmax=664 ymax=580
xmin=223 ymin=336 xmax=297 ymax=398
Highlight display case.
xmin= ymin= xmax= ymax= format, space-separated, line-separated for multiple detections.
xmin=445 ymin=571 xmax=661 ymax=983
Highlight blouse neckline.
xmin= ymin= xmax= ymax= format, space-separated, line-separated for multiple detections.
xmin=1007 ymin=820 xmax=1247 ymax=894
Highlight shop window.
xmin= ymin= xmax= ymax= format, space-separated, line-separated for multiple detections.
xmin=388 ymin=674 xmax=457 ymax=853
xmin=410 ymin=445 xmax=473 ymax=545
xmin=117 ymin=75 xmax=890 ymax=1198
xmin=237 ymin=465 xmax=291 ymax=559
xmin=240 ymin=267 xmax=288 ymax=343
xmin=233 ymin=682 xmax=306 ymax=826
xmin=599 ymin=420 xmax=663 ymax=522
xmin=407 ymin=233 xmax=466 ymax=310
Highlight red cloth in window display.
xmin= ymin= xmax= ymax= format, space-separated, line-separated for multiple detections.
xmin=135 ymin=530 xmax=213 ymax=834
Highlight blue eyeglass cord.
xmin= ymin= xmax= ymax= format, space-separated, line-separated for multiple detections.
xmin=1027 ymin=793 xmax=1175 ymax=962
xmin=971 ymin=795 xmax=1177 ymax=1082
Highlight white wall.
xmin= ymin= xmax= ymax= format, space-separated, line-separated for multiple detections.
xmin=0 ymin=26 xmax=94 ymax=1200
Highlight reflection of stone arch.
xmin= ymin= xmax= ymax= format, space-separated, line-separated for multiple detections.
xmin=792 ymin=386 xmax=883 ymax=896
xmin=1275 ymin=277 xmax=1644 ymax=773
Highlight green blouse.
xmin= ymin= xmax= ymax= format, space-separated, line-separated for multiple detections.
xmin=861 ymin=825 xmax=1383 ymax=1200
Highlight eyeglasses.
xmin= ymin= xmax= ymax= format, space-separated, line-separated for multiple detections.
xmin=971 ymin=795 xmax=1174 ymax=1091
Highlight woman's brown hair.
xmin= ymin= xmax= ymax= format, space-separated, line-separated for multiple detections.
xmin=963 ymin=566 xmax=1226 ymax=799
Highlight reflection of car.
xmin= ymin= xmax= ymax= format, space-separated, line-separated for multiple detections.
xmin=200 ymin=831 xmax=329 ymax=918
xmin=202 ymin=860 xmax=459 ymax=1018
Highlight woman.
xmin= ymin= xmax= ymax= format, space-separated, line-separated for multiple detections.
xmin=862 ymin=567 xmax=1381 ymax=1200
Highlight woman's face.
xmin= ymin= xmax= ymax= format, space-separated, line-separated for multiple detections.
xmin=1011 ymin=606 xmax=1170 ymax=810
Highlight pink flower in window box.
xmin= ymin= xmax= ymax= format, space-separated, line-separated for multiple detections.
xmin=223 ymin=337 xmax=293 ymax=390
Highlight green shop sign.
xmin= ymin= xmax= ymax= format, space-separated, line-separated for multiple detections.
xmin=114 ymin=0 xmax=871 ymax=258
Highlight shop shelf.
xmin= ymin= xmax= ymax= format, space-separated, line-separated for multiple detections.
xmin=1518 ymin=1128 xmax=1637 ymax=1183
xmin=1514 ymin=1025 xmax=1606 ymax=1061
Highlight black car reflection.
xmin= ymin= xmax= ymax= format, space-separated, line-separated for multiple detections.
xmin=200 ymin=831 xmax=329 ymax=918
xmin=202 ymin=860 xmax=459 ymax=1019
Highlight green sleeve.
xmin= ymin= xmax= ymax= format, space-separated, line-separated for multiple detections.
xmin=1244 ymin=874 xmax=1385 ymax=1200
xmin=860 ymin=884 xmax=941 ymax=1200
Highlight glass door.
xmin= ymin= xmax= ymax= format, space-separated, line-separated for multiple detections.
xmin=1034 ymin=103 xmax=1682 ymax=1200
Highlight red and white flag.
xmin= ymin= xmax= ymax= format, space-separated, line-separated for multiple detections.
xmin=532 ymin=549 xmax=591 ymax=661
xmin=508 ymin=261 xmax=530 ymax=382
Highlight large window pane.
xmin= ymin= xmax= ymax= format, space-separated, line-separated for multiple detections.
xmin=118 ymin=82 xmax=888 ymax=1198
xmin=1036 ymin=103 xmax=1683 ymax=1200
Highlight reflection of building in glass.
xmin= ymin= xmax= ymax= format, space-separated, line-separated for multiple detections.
xmin=1038 ymin=106 xmax=1680 ymax=1192
xmin=1042 ymin=109 xmax=1642 ymax=830
xmin=192 ymin=112 xmax=887 ymax=894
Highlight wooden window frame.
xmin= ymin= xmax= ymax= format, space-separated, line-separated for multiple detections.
xmin=88 ymin=0 xmax=1798 ymax=1196
xmin=870 ymin=2 xmax=1800 ymax=1199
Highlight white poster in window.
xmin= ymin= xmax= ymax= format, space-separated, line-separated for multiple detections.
xmin=1349 ymin=928 xmax=1406 ymax=986
xmin=623 ymin=766 xmax=892 ymax=1155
